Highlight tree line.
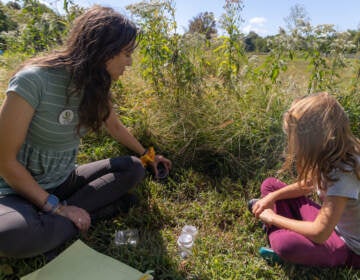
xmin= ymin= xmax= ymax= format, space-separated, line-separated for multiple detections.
xmin=1 ymin=0 xmax=360 ymax=55
xmin=187 ymin=7 xmax=360 ymax=54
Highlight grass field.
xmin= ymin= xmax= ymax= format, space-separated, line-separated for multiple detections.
xmin=0 ymin=51 xmax=359 ymax=279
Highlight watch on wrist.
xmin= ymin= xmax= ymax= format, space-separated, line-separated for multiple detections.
xmin=42 ymin=194 xmax=60 ymax=213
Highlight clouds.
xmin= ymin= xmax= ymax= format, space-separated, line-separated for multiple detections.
xmin=243 ymin=17 xmax=268 ymax=36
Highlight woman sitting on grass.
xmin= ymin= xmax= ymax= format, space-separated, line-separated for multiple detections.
xmin=249 ymin=92 xmax=360 ymax=267
xmin=0 ymin=5 xmax=171 ymax=258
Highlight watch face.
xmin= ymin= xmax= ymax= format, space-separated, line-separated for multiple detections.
xmin=43 ymin=194 xmax=60 ymax=212
xmin=48 ymin=194 xmax=59 ymax=205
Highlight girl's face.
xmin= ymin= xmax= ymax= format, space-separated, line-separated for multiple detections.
xmin=105 ymin=49 xmax=133 ymax=80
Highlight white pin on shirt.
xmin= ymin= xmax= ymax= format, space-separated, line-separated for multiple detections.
xmin=58 ymin=109 xmax=74 ymax=125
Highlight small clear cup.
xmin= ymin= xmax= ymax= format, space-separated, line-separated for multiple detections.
xmin=177 ymin=233 xmax=194 ymax=258
xmin=114 ymin=229 xmax=139 ymax=246
xmin=181 ymin=225 xmax=198 ymax=239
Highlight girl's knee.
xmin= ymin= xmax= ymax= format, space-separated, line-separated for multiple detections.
xmin=269 ymin=230 xmax=315 ymax=264
xmin=270 ymin=237 xmax=295 ymax=259
xmin=260 ymin=177 xmax=286 ymax=196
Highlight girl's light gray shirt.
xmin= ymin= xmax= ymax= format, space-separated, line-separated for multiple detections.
xmin=327 ymin=166 xmax=360 ymax=255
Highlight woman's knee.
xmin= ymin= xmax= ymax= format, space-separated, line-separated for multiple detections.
xmin=0 ymin=211 xmax=34 ymax=257
xmin=0 ymin=213 xmax=77 ymax=258
xmin=129 ymin=156 xmax=146 ymax=181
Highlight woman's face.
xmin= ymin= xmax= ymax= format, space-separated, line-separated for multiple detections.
xmin=106 ymin=49 xmax=133 ymax=80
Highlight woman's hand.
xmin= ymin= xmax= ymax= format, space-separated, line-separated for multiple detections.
xmin=56 ymin=205 xmax=91 ymax=232
xmin=150 ymin=155 xmax=172 ymax=179
xmin=252 ymin=195 xmax=275 ymax=218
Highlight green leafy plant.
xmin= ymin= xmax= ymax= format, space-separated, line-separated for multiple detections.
xmin=215 ymin=0 xmax=246 ymax=94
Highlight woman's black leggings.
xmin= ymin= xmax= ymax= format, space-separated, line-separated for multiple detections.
xmin=0 ymin=156 xmax=145 ymax=258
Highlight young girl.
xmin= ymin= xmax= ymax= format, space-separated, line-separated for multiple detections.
xmin=249 ymin=92 xmax=360 ymax=267
xmin=0 ymin=6 xmax=171 ymax=258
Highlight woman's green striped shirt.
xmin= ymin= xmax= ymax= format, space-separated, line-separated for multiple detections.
xmin=0 ymin=66 xmax=83 ymax=195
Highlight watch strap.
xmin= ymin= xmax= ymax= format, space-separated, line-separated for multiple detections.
xmin=42 ymin=194 xmax=60 ymax=213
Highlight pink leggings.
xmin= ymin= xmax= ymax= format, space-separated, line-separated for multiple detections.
xmin=261 ymin=177 xmax=360 ymax=267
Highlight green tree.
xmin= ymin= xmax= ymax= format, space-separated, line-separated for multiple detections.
xmin=255 ymin=35 xmax=269 ymax=52
xmin=0 ymin=2 xmax=18 ymax=50
xmin=243 ymin=31 xmax=267 ymax=52
xmin=188 ymin=11 xmax=217 ymax=39
xmin=6 ymin=1 xmax=21 ymax=10
xmin=2 ymin=0 xmax=67 ymax=53
xmin=0 ymin=4 xmax=17 ymax=32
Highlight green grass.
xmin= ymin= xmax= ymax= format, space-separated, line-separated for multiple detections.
xmin=1 ymin=171 xmax=359 ymax=279
xmin=1 ymin=51 xmax=360 ymax=279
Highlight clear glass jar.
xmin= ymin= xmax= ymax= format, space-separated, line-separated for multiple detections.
xmin=177 ymin=225 xmax=198 ymax=258
xmin=114 ymin=229 xmax=139 ymax=246
xmin=177 ymin=233 xmax=194 ymax=258
xmin=181 ymin=225 xmax=198 ymax=238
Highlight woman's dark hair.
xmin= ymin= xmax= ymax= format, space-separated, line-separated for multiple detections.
xmin=23 ymin=5 xmax=138 ymax=133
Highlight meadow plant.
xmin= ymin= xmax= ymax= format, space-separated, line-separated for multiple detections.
xmin=294 ymin=23 xmax=354 ymax=93
xmin=126 ymin=0 xmax=177 ymax=95
xmin=247 ymin=29 xmax=293 ymax=97
xmin=216 ymin=0 xmax=246 ymax=95
xmin=4 ymin=0 xmax=66 ymax=54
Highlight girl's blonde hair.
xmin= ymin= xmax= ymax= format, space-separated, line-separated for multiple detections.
xmin=281 ymin=92 xmax=360 ymax=190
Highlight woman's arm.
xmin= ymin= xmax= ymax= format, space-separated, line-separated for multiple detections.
xmin=258 ymin=195 xmax=348 ymax=243
xmin=0 ymin=92 xmax=49 ymax=208
xmin=0 ymin=92 xmax=90 ymax=231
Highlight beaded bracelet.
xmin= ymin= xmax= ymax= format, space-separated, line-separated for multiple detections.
xmin=140 ymin=147 xmax=155 ymax=167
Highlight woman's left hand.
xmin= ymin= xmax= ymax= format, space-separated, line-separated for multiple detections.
xmin=150 ymin=155 xmax=172 ymax=179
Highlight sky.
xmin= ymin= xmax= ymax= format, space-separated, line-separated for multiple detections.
xmin=47 ymin=0 xmax=360 ymax=36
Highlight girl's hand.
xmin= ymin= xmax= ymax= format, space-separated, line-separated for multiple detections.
xmin=258 ymin=208 xmax=275 ymax=225
xmin=252 ymin=195 xmax=275 ymax=218
xmin=150 ymin=155 xmax=172 ymax=179
xmin=56 ymin=205 xmax=91 ymax=232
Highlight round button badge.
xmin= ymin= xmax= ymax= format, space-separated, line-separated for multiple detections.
xmin=58 ymin=109 xmax=74 ymax=125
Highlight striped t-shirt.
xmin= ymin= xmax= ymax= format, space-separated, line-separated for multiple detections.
xmin=0 ymin=66 xmax=83 ymax=195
